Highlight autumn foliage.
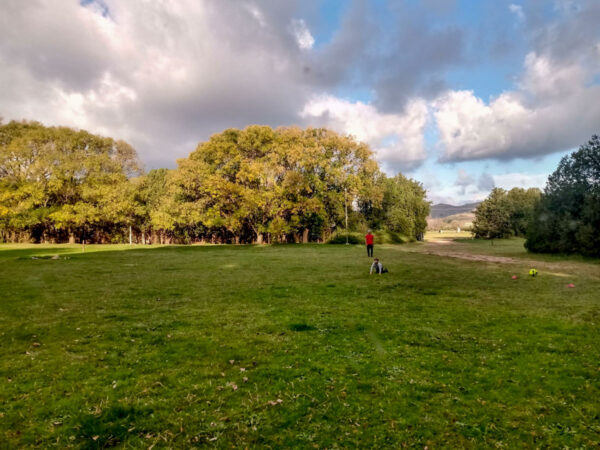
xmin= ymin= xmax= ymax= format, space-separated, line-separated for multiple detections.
xmin=0 ymin=121 xmax=429 ymax=244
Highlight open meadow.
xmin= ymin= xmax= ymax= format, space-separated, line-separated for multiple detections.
xmin=1 ymin=239 xmax=599 ymax=448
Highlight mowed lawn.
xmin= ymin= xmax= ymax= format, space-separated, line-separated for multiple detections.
xmin=1 ymin=241 xmax=599 ymax=448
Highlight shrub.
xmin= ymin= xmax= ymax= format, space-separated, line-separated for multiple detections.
xmin=327 ymin=232 xmax=362 ymax=244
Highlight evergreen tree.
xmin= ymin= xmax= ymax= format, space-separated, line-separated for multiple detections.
xmin=526 ymin=135 xmax=600 ymax=255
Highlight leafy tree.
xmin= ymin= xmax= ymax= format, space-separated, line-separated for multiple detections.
xmin=472 ymin=187 xmax=540 ymax=239
xmin=526 ymin=135 xmax=600 ymax=255
xmin=472 ymin=188 xmax=512 ymax=239
xmin=164 ymin=126 xmax=381 ymax=243
xmin=133 ymin=168 xmax=170 ymax=243
xmin=0 ymin=120 xmax=142 ymax=243
xmin=359 ymin=174 xmax=429 ymax=238
xmin=505 ymin=188 xmax=541 ymax=237
xmin=1 ymin=120 xmax=430 ymax=244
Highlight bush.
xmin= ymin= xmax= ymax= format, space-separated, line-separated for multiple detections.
xmin=373 ymin=230 xmax=410 ymax=244
xmin=327 ymin=230 xmax=410 ymax=244
xmin=327 ymin=232 xmax=362 ymax=244
xmin=525 ymin=135 xmax=600 ymax=256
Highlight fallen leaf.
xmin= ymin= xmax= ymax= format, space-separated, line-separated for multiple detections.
xmin=92 ymin=436 xmax=99 ymax=441
xmin=32 ymin=342 xmax=40 ymax=347
xmin=243 ymin=377 xmax=248 ymax=382
xmin=229 ymin=360 xmax=234 ymax=365
xmin=240 ymin=368 xmax=246 ymax=372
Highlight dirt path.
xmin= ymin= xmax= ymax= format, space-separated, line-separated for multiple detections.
xmin=422 ymin=249 xmax=518 ymax=264
xmin=415 ymin=239 xmax=599 ymax=280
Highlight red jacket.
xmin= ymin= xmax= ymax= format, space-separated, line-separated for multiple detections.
xmin=365 ymin=233 xmax=374 ymax=245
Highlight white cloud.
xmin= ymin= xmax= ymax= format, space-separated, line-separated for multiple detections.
xmin=454 ymin=168 xmax=475 ymax=194
xmin=0 ymin=0 xmax=313 ymax=167
xmin=492 ymin=172 xmax=548 ymax=190
xmin=290 ymin=19 xmax=315 ymax=50
xmin=508 ymin=4 xmax=525 ymax=22
xmin=300 ymin=95 xmax=429 ymax=171
xmin=426 ymin=171 xmax=547 ymax=204
xmin=433 ymin=52 xmax=600 ymax=162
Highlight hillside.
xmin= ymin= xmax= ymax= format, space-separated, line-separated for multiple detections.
xmin=427 ymin=211 xmax=475 ymax=231
xmin=429 ymin=202 xmax=479 ymax=219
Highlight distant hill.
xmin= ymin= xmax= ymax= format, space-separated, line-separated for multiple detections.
xmin=427 ymin=212 xmax=475 ymax=231
xmin=429 ymin=202 xmax=480 ymax=219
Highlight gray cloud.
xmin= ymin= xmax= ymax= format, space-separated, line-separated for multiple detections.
xmin=434 ymin=0 xmax=600 ymax=163
xmin=0 ymin=0 xmax=316 ymax=167
xmin=0 ymin=0 xmax=471 ymax=170
xmin=477 ymin=173 xmax=495 ymax=191
xmin=454 ymin=169 xmax=475 ymax=195
xmin=2 ymin=0 xmax=596 ymax=172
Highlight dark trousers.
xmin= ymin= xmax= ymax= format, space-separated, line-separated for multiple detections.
xmin=367 ymin=244 xmax=373 ymax=257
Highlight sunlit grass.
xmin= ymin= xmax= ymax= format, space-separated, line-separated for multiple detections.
xmin=1 ymin=243 xmax=599 ymax=447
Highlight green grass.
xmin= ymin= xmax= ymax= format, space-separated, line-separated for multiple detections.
xmin=1 ymin=242 xmax=599 ymax=448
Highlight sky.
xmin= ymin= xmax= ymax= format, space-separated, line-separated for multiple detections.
xmin=1 ymin=0 xmax=599 ymax=204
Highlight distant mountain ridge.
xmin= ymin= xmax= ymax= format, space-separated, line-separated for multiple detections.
xmin=429 ymin=202 xmax=480 ymax=219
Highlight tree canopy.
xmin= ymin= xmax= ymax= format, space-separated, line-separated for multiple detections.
xmin=0 ymin=120 xmax=141 ymax=243
xmin=525 ymin=135 xmax=600 ymax=256
xmin=472 ymin=187 xmax=540 ymax=239
xmin=0 ymin=120 xmax=430 ymax=244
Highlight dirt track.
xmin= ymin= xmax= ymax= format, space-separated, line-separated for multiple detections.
xmin=422 ymin=250 xmax=518 ymax=264
xmin=417 ymin=239 xmax=599 ymax=280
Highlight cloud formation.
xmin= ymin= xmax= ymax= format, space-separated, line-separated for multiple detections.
xmin=0 ymin=0 xmax=598 ymax=181
xmin=0 ymin=0 xmax=471 ymax=169
xmin=301 ymin=95 xmax=429 ymax=172
xmin=0 ymin=0 xmax=314 ymax=166
xmin=434 ymin=52 xmax=600 ymax=162
xmin=434 ymin=0 xmax=600 ymax=163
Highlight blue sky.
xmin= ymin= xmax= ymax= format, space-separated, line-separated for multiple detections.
xmin=1 ymin=0 xmax=599 ymax=204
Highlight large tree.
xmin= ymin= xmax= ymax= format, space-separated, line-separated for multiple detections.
xmin=163 ymin=126 xmax=381 ymax=243
xmin=1 ymin=121 xmax=431 ymax=244
xmin=472 ymin=187 xmax=540 ymax=239
xmin=0 ymin=120 xmax=142 ymax=243
xmin=360 ymin=174 xmax=429 ymax=238
xmin=526 ymin=135 xmax=600 ymax=255
xmin=472 ymin=188 xmax=512 ymax=239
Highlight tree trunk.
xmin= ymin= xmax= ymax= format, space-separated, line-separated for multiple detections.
xmin=141 ymin=230 xmax=146 ymax=245
xmin=302 ymin=228 xmax=309 ymax=243
xmin=68 ymin=231 xmax=75 ymax=244
xmin=129 ymin=225 xmax=132 ymax=245
xmin=256 ymin=233 xmax=263 ymax=244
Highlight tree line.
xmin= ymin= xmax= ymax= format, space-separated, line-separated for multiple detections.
xmin=472 ymin=187 xmax=541 ymax=239
xmin=472 ymin=135 xmax=600 ymax=256
xmin=0 ymin=120 xmax=430 ymax=244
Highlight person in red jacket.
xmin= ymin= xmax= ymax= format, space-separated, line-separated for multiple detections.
xmin=365 ymin=230 xmax=374 ymax=257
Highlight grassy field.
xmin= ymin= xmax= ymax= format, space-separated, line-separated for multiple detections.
xmin=1 ymin=240 xmax=599 ymax=448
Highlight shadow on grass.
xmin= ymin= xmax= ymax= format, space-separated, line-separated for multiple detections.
xmin=75 ymin=404 xmax=152 ymax=448
xmin=0 ymin=242 xmax=364 ymax=261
